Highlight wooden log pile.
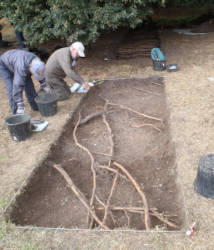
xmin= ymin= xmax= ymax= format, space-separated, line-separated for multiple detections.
xmin=117 ymin=30 xmax=160 ymax=59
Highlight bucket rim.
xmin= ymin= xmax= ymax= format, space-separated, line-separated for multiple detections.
xmin=35 ymin=93 xmax=58 ymax=104
xmin=5 ymin=114 xmax=31 ymax=126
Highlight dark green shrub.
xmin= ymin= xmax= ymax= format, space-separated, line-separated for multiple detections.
xmin=0 ymin=0 xmax=161 ymax=45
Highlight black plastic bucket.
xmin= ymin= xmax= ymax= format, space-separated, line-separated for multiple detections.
xmin=152 ymin=60 xmax=166 ymax=71
xmin=35 ymin=93 xmax=57 ymax=117
xmin=194 ymin=154 xmax=214 ymax=198
xmin=5 ymin=114 xmax=32 ymax=141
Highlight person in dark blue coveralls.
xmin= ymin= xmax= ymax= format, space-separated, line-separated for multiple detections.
xmin=0 ymin=49 xmax=49 ymax=114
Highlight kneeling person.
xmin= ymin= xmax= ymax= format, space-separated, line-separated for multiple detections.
xmin=45 ymin=41 xmax=90 ymax=101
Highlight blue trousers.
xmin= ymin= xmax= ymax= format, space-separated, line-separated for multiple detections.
xmin=14 ymin=30 xmax=25 ymax=49
xmin=0 ymin=62 xmax=38 ymax=114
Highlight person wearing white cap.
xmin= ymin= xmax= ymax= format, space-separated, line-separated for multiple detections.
xmin=45 ymin=41 xmax=91 ymax=101
xmin=0 ymin=49 xmax=48 ymax=114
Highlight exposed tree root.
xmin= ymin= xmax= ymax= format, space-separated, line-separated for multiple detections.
xmin=113 ymin=161 xmax=151 ymax=230
xmin=100 ymin=96 xmax=162 ymax=122
xmin=79 ymin=111 xmax=104 ymax=126
xmin=103 ymin=171 xmax=118 ymax=224
xmin=98 ymin=165 xmax=128 ymax=181
xmin=133 ymin=87 xmax=161 ymax=96
xmin=102 ymin=112 xmax=114 ymax=166
xmin=149 ymin=208 xmax=179 ymax=229
xmin=151 ymin=81 xmax=162 ymax=86
xmin=67 ymin=92 xmax=177 ymax=230
xmin=52 ymin=164 xmax=109 ymax=230
xmin=132 ymin=123 xmax=161 ymax=132
xmin=97 ymin=206 xmax=179 ymax=229
xmin=92 ymin=152 xmax=112 ymax=157
xmin=124 ymin=210 xmax=131 ymax=227
xmin=73 ymin=113 xmax=97 ymax=227
xmin=96 ymin=206 xmax=179 ymax=229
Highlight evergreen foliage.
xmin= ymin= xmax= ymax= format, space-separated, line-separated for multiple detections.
xmin=0 ymin=0 xmax=163 ymax=45
xmin=0 ymin=0 xmax=214 ymax=45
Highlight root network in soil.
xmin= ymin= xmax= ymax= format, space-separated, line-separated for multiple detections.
xmin=9 ymin=77 xmax=184 ymax=230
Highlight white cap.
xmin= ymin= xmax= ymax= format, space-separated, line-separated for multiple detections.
xmin=71 ymin=42 xmax=85 ymax=57
xmin=30 ymin=57 xmax=45 ymax=81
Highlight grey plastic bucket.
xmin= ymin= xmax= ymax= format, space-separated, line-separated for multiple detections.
xmin=5 ymin=114 xmax=32 ymax=141
xmin=35 ymin=93 xmax=57 ymax=117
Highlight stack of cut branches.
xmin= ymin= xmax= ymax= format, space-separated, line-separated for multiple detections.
xmin=117 ymin=30 xmax=160 ymax=59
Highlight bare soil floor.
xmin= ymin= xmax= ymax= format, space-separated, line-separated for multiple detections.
xmin=9 ymin=78 xmax=183 ymax=230
xmin=1 ymin=21 xmax=214 ymax=249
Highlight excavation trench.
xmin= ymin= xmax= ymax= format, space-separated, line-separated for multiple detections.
xmin=9 ymin=77 xmax=184 ymax=230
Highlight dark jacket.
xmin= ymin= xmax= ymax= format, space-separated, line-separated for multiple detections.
xmin=0 ymin=49 xmax=36 ymax=103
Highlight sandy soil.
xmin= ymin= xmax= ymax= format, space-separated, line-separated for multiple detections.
xmin=1 ymin=26 xmax=214 ymax=249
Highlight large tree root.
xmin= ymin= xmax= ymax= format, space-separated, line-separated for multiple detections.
xmin=96 ymin=206 xmax=179 ymax=229
xmin=100 ymin=96 xmax=162 ymax=122
xmin=52 ymin=164 xmax=109 ymax=230
xmin=79 ymin=111 xmax=104 ymax=126
xmin=102 ymin=108 xmax=114 ymax=166
xmin=103 ymin=171 xmax=118 ymax=224
xmin=102 ymin=100 xmax=114 ymax=164
xmin=101 ymin=101 xmax=118 ymax=225
xmin=73 ymin=113 xmax=97 ymax=227
xmin=113 ymin=161 xmax=151 ymax=230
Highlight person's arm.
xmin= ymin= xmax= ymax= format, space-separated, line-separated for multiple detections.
xmin=36 ymin=77 xmax=51 ymax=93
xmin=59 ymin=49 xmax=85 ymax=84
xmin=70 ymin=68 xmax=85 ymax=84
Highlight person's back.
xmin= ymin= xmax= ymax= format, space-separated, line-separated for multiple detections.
xmin=46 ymin=47 xmax=71 ymax=79
xmin=0 ymin=49 xmax=47 ymax=114
xmin=0 ymin=49 xmax=35 ymax=74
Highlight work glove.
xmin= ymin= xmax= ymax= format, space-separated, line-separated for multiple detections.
xmin=70 ymin=83 xmax=81 ymax=93
xmin=16 ymin=102 xmax=25 ymax=114
xmin=70 ymin=83 xmax=88 ymax=93
xmin=70 ymin=82 xmax=94 ymax=93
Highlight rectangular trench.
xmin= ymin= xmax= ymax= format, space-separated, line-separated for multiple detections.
xmin=7 ymin=77 xmax=185 ymax=230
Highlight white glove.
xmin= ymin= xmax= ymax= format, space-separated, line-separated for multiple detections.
xmin=77 ymin=85 xmax=89 ymax=93
xmin=16 ymin=102 xmax=25 ymax=114
xmin=70 ymin=82 xmax=94 ymax=93
xmin=70 ymin=83 xmax=81 ymax=93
